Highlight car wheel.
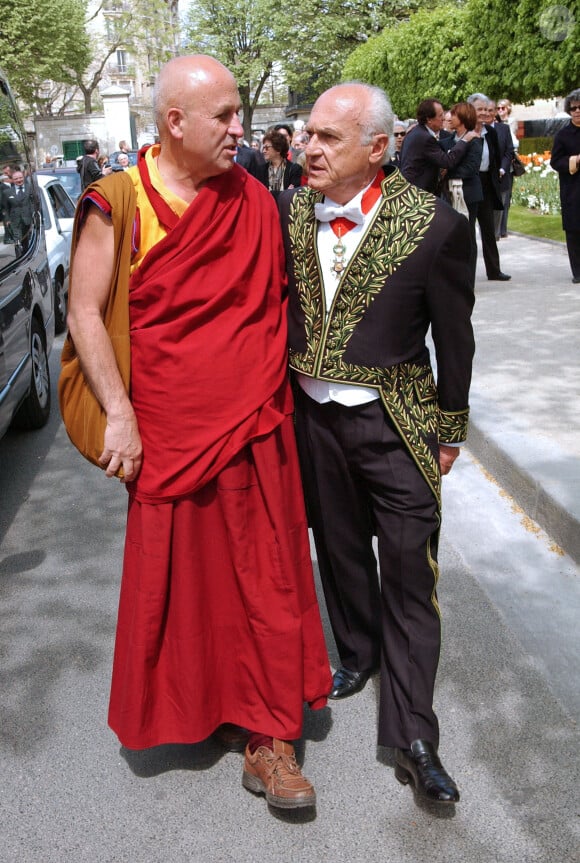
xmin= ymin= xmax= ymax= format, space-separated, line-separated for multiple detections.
xmin=54 ymin=271 xmax=67 ymax=334
xmin=12 ymin=317 xmax=51 ymax=430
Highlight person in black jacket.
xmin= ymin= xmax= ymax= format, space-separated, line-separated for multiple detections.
xmin=400 ymin=98 xmax=476 ymax=194
xmin=4 ymin=168 xmax=34 ymax=255
xmin=77 ymin=139 xmax=103 ymax=191
xmin=467 ymin=94 xmax=511 ymax=281
xmin=550 ymin=88 xmax=580 ymax=283
xmin=280 ymin=81 xmax=475 ymax=805
xmin=235 ymin=142 xmax=262 ymax=178
xmin=441 ymin=102 xmax=483 ymax=286
xmin=494 ymin=99 xmax=518 ymax=238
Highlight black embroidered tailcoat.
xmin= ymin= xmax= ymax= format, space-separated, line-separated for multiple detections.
xmin=279 ymin=167 xmax=475 ymax=504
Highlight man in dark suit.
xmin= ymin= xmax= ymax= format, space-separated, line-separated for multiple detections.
xmin=4 ymin=168 xmax=34 ymax=255
xmin=235 ymin=143 xmax=262 ymax=178
xmin=0 ymin=164 xmax=15 ymax=244
xmin=467 ymin=94 xmax=511 ymax=280
xmin=400 ymin=98 xmax=476 ymax=193
xmin=280 ymin=82 xmax=475 ymax=804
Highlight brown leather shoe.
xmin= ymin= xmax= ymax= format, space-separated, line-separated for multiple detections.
xmin=242 ymin=739 xmax=316 ymax=809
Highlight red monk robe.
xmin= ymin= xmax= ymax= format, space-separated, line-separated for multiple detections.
xmin=82 ymin=146 xmax=331 ymax=749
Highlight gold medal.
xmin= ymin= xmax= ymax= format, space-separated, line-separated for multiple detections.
xmin=331 ymin=230 xmax=346 ymax=278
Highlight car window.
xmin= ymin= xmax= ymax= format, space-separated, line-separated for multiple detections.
xmin=55 ymin=172 xmax=81 ymax=202
xmin=36 ymin=169 xmax=82 ymax=203
xmin=0 ymin=71 xmax=53 ymax=439
xmin=46 ymin=183 xmax=75 ymax=219
xmin=39 ymin=190 xmax=52 ymax=229
xmin=0 ymin=79 xmax=41 ymax=272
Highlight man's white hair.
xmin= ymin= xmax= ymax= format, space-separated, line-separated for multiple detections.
xmin=330 ymin=81 xmax=394 ymax=163
xmin=467 ymin=92 xmax=490 ymax=104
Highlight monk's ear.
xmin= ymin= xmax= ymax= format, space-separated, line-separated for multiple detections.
xmin=369 ymin=133 xmax=389 ymax=166
xmin=166 ymin=107 xmax=185 ymax=140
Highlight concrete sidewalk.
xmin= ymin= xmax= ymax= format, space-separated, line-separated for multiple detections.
xmin=465 ymin=232 xmax=580 ymax=562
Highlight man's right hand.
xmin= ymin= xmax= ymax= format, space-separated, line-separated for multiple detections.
xmin=99 ymin=412 xmax=143 ymax=481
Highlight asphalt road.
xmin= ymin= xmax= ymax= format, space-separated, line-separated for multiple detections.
xmin=0 ymin=338 xmax=578 ymax=863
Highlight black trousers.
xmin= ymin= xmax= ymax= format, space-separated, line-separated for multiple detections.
xmin=495 ymin=174 xmax=513 ymax=238
xmin=477 ymin=172 xmax=502 ymax=278
xmin=565 ymin=230 xmax=580 ymax=279
xmin=466 ymin=201 xmax=479 ymax=288
xmin=294 ymin=388 xmax=442 ymax=749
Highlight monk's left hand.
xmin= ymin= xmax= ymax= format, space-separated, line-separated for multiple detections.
xmin=439 ymin=444 xmax=460 ymax=476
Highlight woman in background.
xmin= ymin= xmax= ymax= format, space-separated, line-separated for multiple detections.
xmin=257 ymin=130 xmax=302 ymax=199
xmin=496 ymin=98 xmax=518 ymax=238
xmin=551 ymin=89 xmax=580 ymax=284
xmin=444 ymin=101 xmax=483 ymax=287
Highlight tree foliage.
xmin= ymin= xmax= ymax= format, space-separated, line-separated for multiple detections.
xmin=282 ymin=0 xmax=445 ymax=99
xmin=73 ymin=0 xmax=179 ymax=114
xmin=183 ymin=0 xmax=284 ymax=139
xmin=0 ymin=0 xmax=90 ymax=109
xmin=464 ymin=0 xmax=580 ymax=101
xmin=1 ymin=0 xmax=177 ymax=116
xmin=343 ymin=4 xmax=471 ymax=117
xmin=182 ymin=0 xmax=445 ymax=134
xmin=341 ymin=0 xmax=578 ymax=115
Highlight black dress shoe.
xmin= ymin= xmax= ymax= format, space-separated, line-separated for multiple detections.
xmin=329 ymin=667 xmax=372 ymax=699
xmin=488 ymin=272 xmax=511 ymax=281
xmin=394 ymin=740 xmax=460 ymax=803
xmin=572 ymin=277 xmax=580 ymax=284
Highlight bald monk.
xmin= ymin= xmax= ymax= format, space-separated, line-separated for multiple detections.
xmin=64 ymin=55 xmax=331 ymax=812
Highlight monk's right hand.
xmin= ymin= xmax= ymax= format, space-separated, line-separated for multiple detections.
xmin=99 ymin=412 xmax=143 ymax=482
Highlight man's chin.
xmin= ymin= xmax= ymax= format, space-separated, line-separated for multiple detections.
xmin=306 ymin=175 xmax=327 ymax=192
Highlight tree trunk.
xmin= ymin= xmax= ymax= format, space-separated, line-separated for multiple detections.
xmin=239 ymin=85 xmax=253 ymax=142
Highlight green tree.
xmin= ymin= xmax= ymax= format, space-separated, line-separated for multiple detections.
xmin=283 ymin=0 xmax=445 ymax=99
xmin=183 ymin=0 xmax=447 ymax=135
xmin=343 ymin=4 xmax=471 ymax=118
xmin=0 ymin=0 xmax=90 ymax=109
xmin=73 ymin=0 xmax=179 ymax=115
xmin=183 ymin=0 xmax=283 ymax=139
xmin=464 ymin=0 xmax=580 ymax=101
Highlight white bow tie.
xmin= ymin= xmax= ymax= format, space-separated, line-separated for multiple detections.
xmin=314 ymin=201 xmax=364 ymax=225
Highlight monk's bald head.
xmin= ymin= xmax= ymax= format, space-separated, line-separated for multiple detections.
xmin=151 ymin=55 xmax=243 ymax=184
xmin=153 ymin=55 xmax=238 ymax=135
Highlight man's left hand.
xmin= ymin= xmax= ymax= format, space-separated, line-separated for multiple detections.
xmin=439 ymin=444 xmax=460 ymax=475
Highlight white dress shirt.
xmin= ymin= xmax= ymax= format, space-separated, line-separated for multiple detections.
xmin=297 ymin=177 xmax=383 ymax=406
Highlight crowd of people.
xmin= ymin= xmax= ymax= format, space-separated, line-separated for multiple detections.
xmin=239 ymin=92 xmax=526 ymax=286
xmin=58 ymin=57 xmax=578 ymax=825
xmin=396 ymin=94 xmax=519 ymax=285
xmin=76 ymin=139 xmax=134 ymax=190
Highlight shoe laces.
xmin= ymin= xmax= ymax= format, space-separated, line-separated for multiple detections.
xmin=258 ymin=747 xmax=301 ymax=779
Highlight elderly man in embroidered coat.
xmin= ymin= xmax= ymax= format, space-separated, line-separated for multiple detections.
xmin=279 ymin=82 xmax=475 ymax=804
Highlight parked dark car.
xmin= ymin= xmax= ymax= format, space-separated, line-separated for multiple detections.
xmin=36 ymin=165 xmax=82 ymax=202
xmin=0 ymin=69 xmax=54 ymax=440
